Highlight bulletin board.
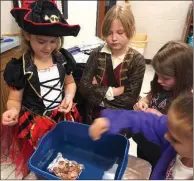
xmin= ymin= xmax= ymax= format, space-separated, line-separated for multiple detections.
xmin=12 ymin=0 xmax=68 ymax=19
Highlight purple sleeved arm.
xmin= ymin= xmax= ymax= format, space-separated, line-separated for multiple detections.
xmin=101 ymin=109 xmax=168 ymax=146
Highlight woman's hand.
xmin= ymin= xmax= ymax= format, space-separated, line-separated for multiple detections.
xmin=133 ymin=98 xmax=149 ymax=111
xmin=58 ymin=96 xmax=73 ymax=114
xmin=113 ymin=86 xmax=124 ymax=97
xmin=145 ymin=108 xmax=163 ymax=116
xmin=2 ymin=107 xmax=19 ymax=126
xmin=89 ymin=118 xmax=109 ymax=140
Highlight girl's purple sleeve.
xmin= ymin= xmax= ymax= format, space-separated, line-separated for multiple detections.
xmin=101 ymin=109 xmax=168 ymax=146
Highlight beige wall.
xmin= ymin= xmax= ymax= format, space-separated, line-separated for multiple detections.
xmin=63 ymin=1 xmax=97 ymax=48
xmin=1 ymin=1 xmax=97 ymax=48
xmin=117 ymin=1 xmax=191 ymax=59
xmin=1 ymin=1 xmax=20 ymax=34
xmin=1 ymin=1 xmax=191 ymax=59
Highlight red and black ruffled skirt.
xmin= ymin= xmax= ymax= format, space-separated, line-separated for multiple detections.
xmin=1 ymin=105 xmax=82 ymax=177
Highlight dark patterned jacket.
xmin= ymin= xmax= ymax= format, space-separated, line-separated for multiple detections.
xmin=79 ymin=46 xmax=145 ymax=124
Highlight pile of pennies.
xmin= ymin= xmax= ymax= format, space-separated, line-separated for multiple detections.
xmin=52 ymin=160 xmax=84 ymax=180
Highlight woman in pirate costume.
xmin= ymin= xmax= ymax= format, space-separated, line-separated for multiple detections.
xmin=1 ymin=0 xmax=81 ymax=178
xmin=79 ymin=5 xmax=145 ymax=125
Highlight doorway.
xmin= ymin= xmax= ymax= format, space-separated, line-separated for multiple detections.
xmin=96 ymin=0 xmax=117 ymax=38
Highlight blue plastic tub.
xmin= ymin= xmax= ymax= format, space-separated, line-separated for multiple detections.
xmin=28 ymin=121 xmax=129 ymax=180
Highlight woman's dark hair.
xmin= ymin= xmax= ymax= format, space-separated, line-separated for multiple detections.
xmin=149 ymin=41 xmax=193 ymax=99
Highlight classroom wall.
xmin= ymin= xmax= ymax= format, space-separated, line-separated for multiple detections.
xmin=1 ymin=1 xmax=191 ymax=59
xmin=117 ymin=1 xmax=191 ymax=59
xmin=1 ymin=1 xmax=97 ymax=49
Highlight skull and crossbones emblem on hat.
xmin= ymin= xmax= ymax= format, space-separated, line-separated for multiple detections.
xmin=44 ymin=14 xmax=60 ymax=23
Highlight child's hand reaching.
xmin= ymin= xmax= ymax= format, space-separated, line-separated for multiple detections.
xmin=113 ymin=86 xmax=124 ymax=97
xmin=2 ymin=108 xmax=19 ymax=126
xmin=145 ymin=108 xmax=163 ymax=116
xmin=89 ymin=118 xmax=109 ymax=140
xmin=58 ymin=96 xmax=73 ymax=114
xmin=133 ymin=99 xmax=148 ymax=111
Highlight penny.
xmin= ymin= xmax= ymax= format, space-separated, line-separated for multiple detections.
xmin=69 ymin=166 xmax=76 ymax=171
xmin=61 ymin=173 xmax=68 ymax=180
xmin=71 ymin=176 xmax=77 ymax=180
xmin=65 ymin=163 xmax=70 ymax=168
xmin=53 ymin=167 xmax=59 ymax=173
xmin=67 ymin=172 xmax=73 ymax=179
xmin=79 ymin=164 xmax=84 ymax=169
xmin=59 ymin=161 xmax=65 ymax=165
xmin=72 ymin=161 xmax=77 ymax=165
xmin=56 ymin=172 xmax=62 ymax=177
xmin=70 ymin=171 xmax=78 ymax=178
xmin=59 ymin=164 xmax=65 ymax=169
xmin=62 ymin=105 xmax=68 ymax=109
xmin=74 ymin=166 xmax=81 ymax=172
xmin=65 ymin=167 xmax=70 ymax=172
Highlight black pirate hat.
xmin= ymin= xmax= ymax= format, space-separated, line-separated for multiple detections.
xmin=10 ymin=0 xmax=80 ymax=37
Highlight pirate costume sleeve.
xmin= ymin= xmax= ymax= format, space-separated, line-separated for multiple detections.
xmin=1 ymin=0 xmax=81 ymax=177
xmin=132 ymin=74 xmax=174 ymax=169
xmin=80 ymin=45 xmax=145 ymax=124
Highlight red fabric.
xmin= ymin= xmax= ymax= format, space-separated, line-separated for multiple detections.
xmin=72 ymin=104 xmax=82 ymax=123
xmin=1 ymin=125 xmax=15 ymax=163
xmin=1 ymin=105 xmax=82 ymax=178
xmin=10 ymin=7 xmax=80 ymax=28
xmin=101 ymin=63 xmax=122 ymax=86
xmin=1 ymin=124 xmax=34 ymax=177
xmin=22 ymin=0 xmax=56 ymax=8
xmin=31 ymin=116 xmax=55 ymax=147
xmin=18 ymin=111 xmax=33 ymax=138
xmin=50 ymin=108 xmax=58 ymax=118
xmin=65 ymin=112 xmax=73 ymax=121
xmin=7 ymin=85 xmax=16 ymax=91
xmin=11 ymin=135 xmax=34 ymax=176
xmin=1 ymin=109 xmax=57 ymax=177
xmin=64 ymin=104 xmax=82 ymax=123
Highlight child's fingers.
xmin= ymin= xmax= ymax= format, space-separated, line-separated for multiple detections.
xmin=98 ymin=126 xmax=108 ymax=138
xmin=139 ymin=102 xmax=148 ymax=111
xmin=89 ymin=118 xmax=109 ymax=140
xmin=89 ymin=125 xmax=96 ymax=140
xmin=133 ymin=103 xmax=139 ymax=111
xmin=11 ymin=112 xmax=18 ymax=121
xmin=91 ymin=126 xmax=108 ymax=140
xmin=2 ymin=117 xmax=12 ymax=125
xmin=134 ymin=102 xmax=142 ymax=111
xmin=2 ymin=118 xmax=18 ymax=126
xmin=63 ymin=106 xmax=71 ymax=114
xmin=63 ymin=102 xmax=73 ymax=113
xmin=90 ymin=128 xmax=101 ymax=140
xmin=58 ymin=107 xmax=66 ymax=112
xmin=4 ymin=120 xmax=18 ymax=126
xmin=145 ymin=108 xmax=151 ymax=113
xmin=1 ymin=109 xmax=19 ymax=126
xmin=2 ymin=113 xmax=14 ymax=123
xmin=89 ymin=122 xmax=101 ymax=140
xmin=58 ymin=101 xmax=72 ymax=113
xmin=58 ymin=102 xmax=68 ymax=112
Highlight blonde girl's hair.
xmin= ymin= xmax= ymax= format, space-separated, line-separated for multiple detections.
xmin=19 ymin=30 xmax=64 ymax=55
xmin=101 ymin=4 xmax=135 ymax=40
